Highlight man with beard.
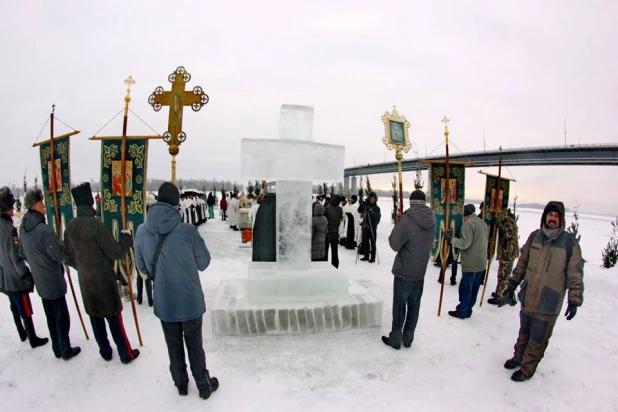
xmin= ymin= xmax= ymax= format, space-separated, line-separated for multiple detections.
xmin=0 ymin=186 xmax=48 ymax=348
xmin=358 ymin=192 xmax=381 ymax=263
xmin=499 ymin=201 xmax=583 ymax=382
xmin=19 ymin=189 xmax=81 ymax=360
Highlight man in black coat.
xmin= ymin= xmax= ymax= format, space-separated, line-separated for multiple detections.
xmin=323 ymin=194 xmax=343 ymax=268
xmin=0 ymin=186 xmax=48 ymax=348
xmin=64 ymin=183 xmax=139 ymax=364
xmin=358 ymin=191 xmax=381 ymax=263
xmin=19 ymin=188 xmax=81 ymax=360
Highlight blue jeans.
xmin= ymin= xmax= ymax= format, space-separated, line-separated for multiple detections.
xmin=455 ymin=271 xmax=485 ymax=318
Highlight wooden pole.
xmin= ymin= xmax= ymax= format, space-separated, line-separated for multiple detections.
xmin=48 ymin=107 xmax=89 ymax=340
xmin=120 ymin=85 xmax=143 ymax=346
xmin=396 ymin=148 xmax=404 ymax=218
xmin=437 ymin=117 xmax=451 ymax=316
xmin=480 ymin=149 xmax=502 ymax=306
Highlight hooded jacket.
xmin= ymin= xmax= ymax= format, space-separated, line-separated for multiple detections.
xmin=0 ymin=213 xmax=33 ymax=295
xmin=358 ymin=192 xmax=381 ymax=230
xmin=18 ymin=210 xmax=66 ymax=300
xmin=64 ymin=206 xmax=133 ymax=318
xmin=135 ymin=202 xmax=210 ymax=322
xmin=389 ymin=202 xmax=437 ymax=282
xmin=311 ymin=203 xmax=328 ymax=260
xmin=510 ymin=201 xmax=584 ymax=315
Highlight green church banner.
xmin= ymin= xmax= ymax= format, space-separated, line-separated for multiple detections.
xmin=480 ymin=173 xmax=512 ymax=261
xmin=38 ymin=135 xmax=73 ymax=232
xmin=100 ymin=139 xmax=148 ymax=280
xmin=428 ymin=162 xmax=466 ymax=263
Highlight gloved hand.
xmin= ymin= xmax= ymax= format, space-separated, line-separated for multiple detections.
xmin=443 ymin=230 xmax=453 ymax=243
xmin=564 ymin=301 xmax=578 ymax=320
xmin=21 ymin=268 xmax=33 ymax=281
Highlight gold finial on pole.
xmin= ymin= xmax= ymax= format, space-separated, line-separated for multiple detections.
xmin=124 ymin=76 xmax=135 ymax=104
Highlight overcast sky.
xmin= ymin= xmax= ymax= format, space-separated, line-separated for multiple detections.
xmin=1 ymin=0 xmax=617 ymax=214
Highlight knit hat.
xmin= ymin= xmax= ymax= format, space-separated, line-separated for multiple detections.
xmin=71 ymin=182 xmax=94 ymax=207
xmin=158 ymin=182 xmax=180 ymax=206
xmin=24 ymin=188 xmax=44 ymax=210
xmin=464 ymin=204 xmax=476 ymax=216
xmin=0 ymin=186 xmax=15 ymax=212
xmin=409 ymin=190 xmax=426 ymax=202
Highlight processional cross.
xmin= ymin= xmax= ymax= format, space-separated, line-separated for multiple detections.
xmin=148 ymin=66 xmax=209 ymax=184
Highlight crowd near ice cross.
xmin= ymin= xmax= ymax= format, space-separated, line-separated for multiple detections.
xmin=0 ymin=180 xmax=584 ymax=401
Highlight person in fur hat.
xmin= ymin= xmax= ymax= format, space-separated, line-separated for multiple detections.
xmin=0 ymin=186 xmax=49 ymax=348
xmin=63 ymin=182 xmax=139 ymax=364
xmin=19 ymin=188 xmax=81 ymax=360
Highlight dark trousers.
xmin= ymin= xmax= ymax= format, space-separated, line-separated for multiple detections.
xmin=324 ymin=232 xmax=339 ymax=269
xmin=8 ymin=296 xmax=27 ymax=338
xmin=455 ymin=270 xmax=485 ymax=318
xmin=361 ymin=227 xmax=377 ymax=259
xmin=90 ymin=313 xmax=135 ymax=361
xmin=42 ymin=297 xmax=72 ymax=357
xmin=222 ymin=210 xmax=227 ymax=221
xmin=161 ymin=316 xmax=209 ymax=391
xmin=513 ymin=311 xmax=558 ymax=377
xmin=8 ymin=293 xmax=34 ymax=318
xmin=389 ymin=277 xmax=424 ymax=345
xmin=136 ymin=275 xmax=153 ymax=305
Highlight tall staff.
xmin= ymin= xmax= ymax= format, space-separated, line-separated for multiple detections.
xmin=119 ymin=77 xmax=143 ymax=346
xmin=43 ymin=105 xmax=89 ymax=339
xmin=480 ymin=148 xmax=502 ymax=306
xmin=437 ymin=116 xmax=451 ymax=316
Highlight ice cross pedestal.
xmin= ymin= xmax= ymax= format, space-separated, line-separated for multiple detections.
xmin=211 ymin=105 xmax=383 ymax=336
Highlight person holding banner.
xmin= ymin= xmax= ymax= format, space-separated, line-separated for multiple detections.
xmin=0 ymin=187 xmax=49 ymax=348
xmin=19 ymin=189 xmax=81 ymax=360
xmin=63 ymin=183 xmax=139 ymax=364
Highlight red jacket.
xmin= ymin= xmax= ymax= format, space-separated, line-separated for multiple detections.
xmin=220 ymin=198 xmax=227 ymax=210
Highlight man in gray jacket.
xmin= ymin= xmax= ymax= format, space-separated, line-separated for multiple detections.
xmin=445 ymin=204 xmax=488 ymax=319
xmin=382 ymin=190 xmax=436 ymax=350
xmin=0 ymin=186 xmax=48 ymax=348
xmin=19 ymin=189 xmax=81 ymax=360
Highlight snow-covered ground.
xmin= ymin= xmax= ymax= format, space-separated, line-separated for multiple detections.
xmin=1 ymin=199 xmax=616 ymax=411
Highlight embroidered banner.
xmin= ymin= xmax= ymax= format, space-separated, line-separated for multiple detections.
xmin=428 ymin=162 xmax=466 ymax=263
xmin=100 ymin=139 xmax=148 ymax=280
xmin=481 ymin=173 xmax=511 ymax=261
xmin=38 ymin=135 xmax=73 ymax=232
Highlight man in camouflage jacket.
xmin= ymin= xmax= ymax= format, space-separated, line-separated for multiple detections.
xmin=500 ymin=201 xmax=584 ymax=382
xmin=488 ymin=208 xmax=519 ymax=305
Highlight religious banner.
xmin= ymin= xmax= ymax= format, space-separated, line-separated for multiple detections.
xmin=38 ymin=135 xmax=73 ymax=232
xmin=428 ymin=161 xmax=467 ymax=263
xmin=100 ymin=139 xmax=148 ymax=279
xmin=480 ymin=172 xmax=513 ymax=261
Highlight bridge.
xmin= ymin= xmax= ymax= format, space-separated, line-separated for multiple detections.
xmin=342 ymin=143 xmax=618 ymax=193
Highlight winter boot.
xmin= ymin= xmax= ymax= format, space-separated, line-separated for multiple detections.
xmin=13 ymin=313 xmax=27 ymax=342
xmin=177 ymin=384 xmax=188 ymax=396
xmin=511 ymin=370 xmax=530 ymax=382
xmin=23 ymin=317 xmax=49 ymax=348
xmin=487 ymin=297 xmax=501 ymax=305
xmin=62 ymin=346 xmax=82 ymax=361
xmin=503 ymin=358 xmax=521 ymax=370
xmin=381 ymin=336 xmax=401 ymax=350
xmin=450 ymin=276 xmax=457 ymax=286
xmin=121 ymin=349 xmax=140 ymax=364
xmin=199 ymin=370 xmax=219 ymax=400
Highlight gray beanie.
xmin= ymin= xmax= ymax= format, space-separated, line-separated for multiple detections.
xmin=24 ymin=188 xmax=44 ymax=210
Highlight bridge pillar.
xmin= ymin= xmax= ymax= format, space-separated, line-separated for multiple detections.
xmin=343 ymin=176 xmax=350 ymax=196
xmin=351 ymin=176 xmax=357 ymax=196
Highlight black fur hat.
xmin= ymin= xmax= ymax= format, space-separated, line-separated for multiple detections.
xmin=71 ymin=182 xmax=94 ymax=207
xmin=0 ymin=186 xmax=16 ymax=212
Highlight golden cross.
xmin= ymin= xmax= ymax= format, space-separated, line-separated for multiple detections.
xmin=124 ymin=76 xmax=135 ymax=99
xmin=441 ymin=116 xmax=450 ymax=128
xmin=148 ymin=66 xmax=209 ymax=157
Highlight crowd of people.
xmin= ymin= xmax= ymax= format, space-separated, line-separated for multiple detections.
xmin=0 ymin=179 xmax=584 ymax=399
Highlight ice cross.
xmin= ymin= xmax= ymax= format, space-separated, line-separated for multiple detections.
xmin=241 ymin=105 xmax=345 ymax=270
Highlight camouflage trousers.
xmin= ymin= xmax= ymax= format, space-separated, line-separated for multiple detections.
xmin=513 ymin=311 xmax=559 ymax=377
xmin=494 ymin=260 xmax=514 ymax=297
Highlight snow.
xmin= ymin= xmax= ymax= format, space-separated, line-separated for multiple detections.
xmin=1 ymin=200 xmax=617 ymax=411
